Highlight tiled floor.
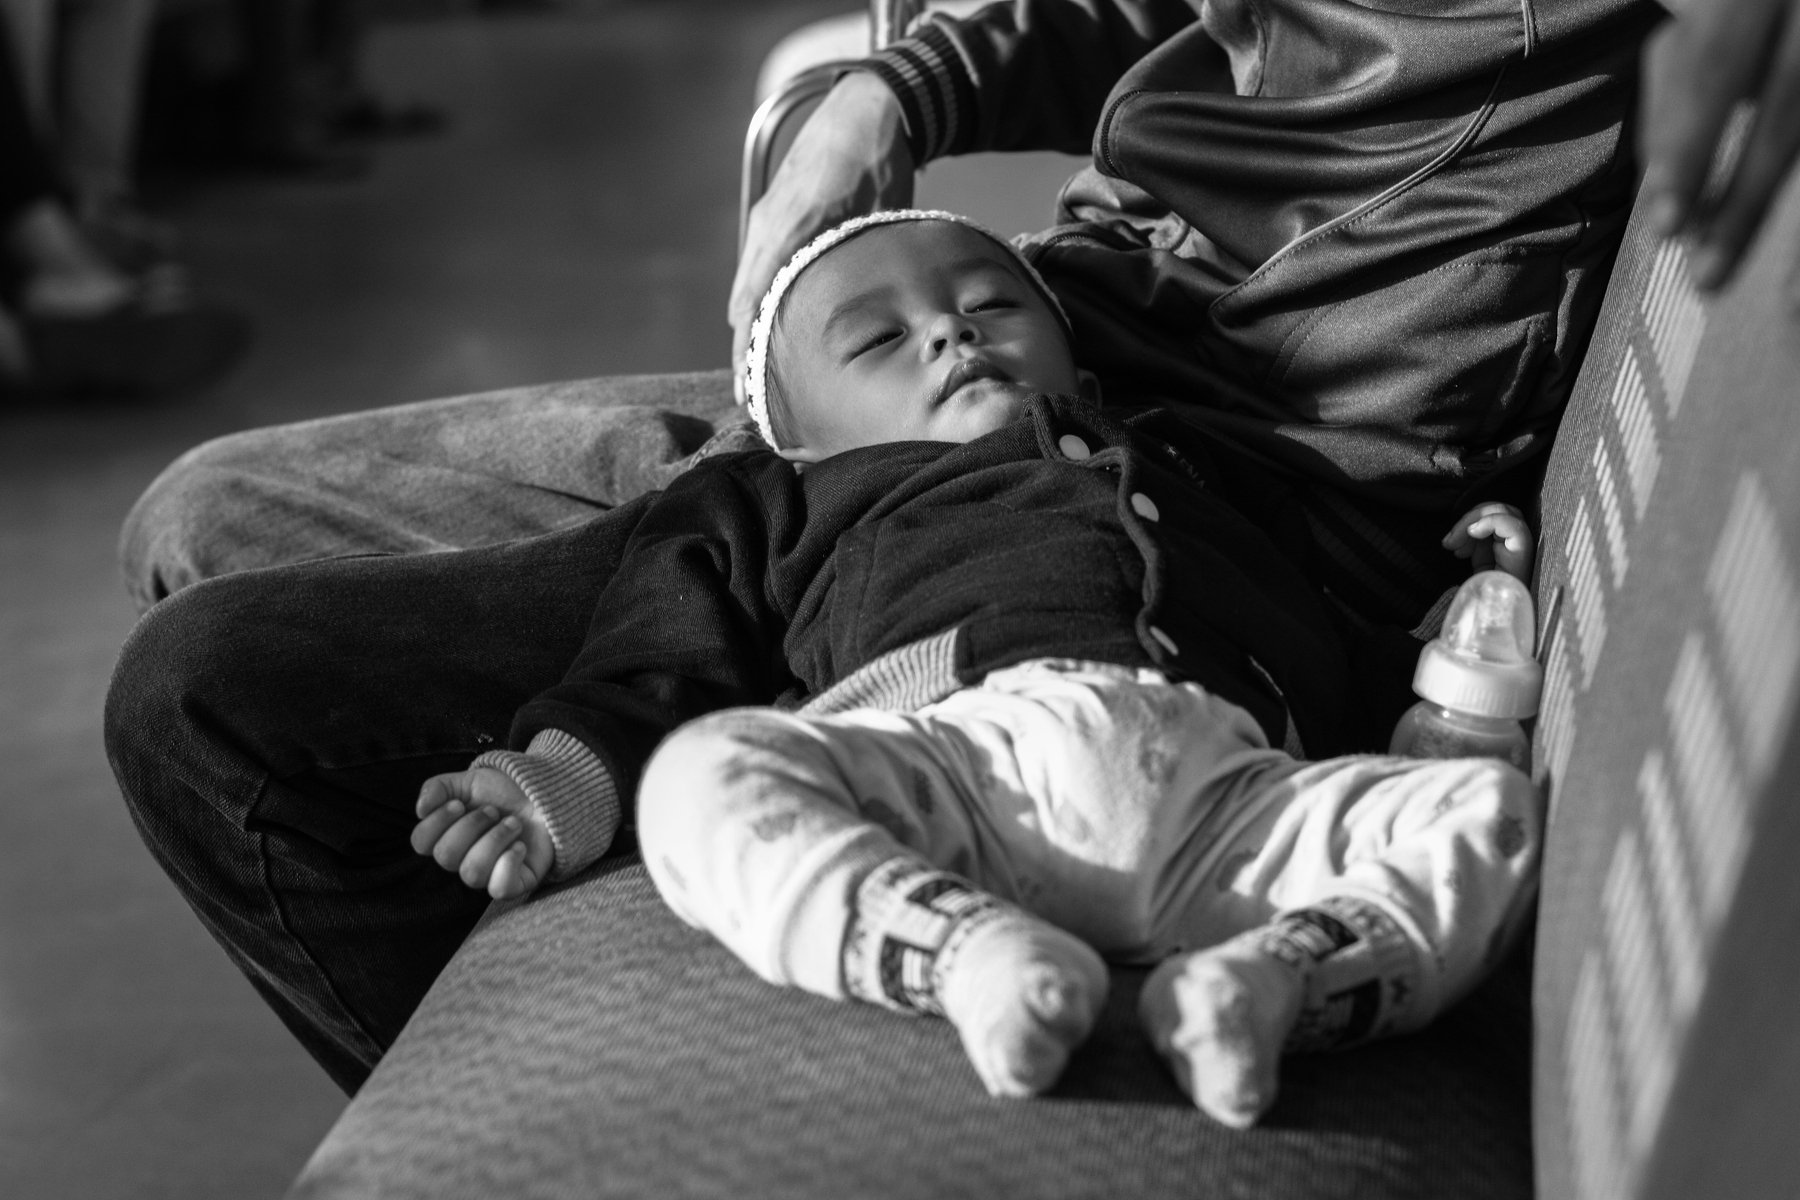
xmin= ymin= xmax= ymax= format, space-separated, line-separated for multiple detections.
xmin=0 ymin=2 xmax=848 ymax=1195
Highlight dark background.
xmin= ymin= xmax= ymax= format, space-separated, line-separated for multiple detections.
xmin=0 ymin=1 xmax=844 ymax=1194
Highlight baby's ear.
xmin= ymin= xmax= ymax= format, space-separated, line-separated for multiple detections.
xmin=1076 ymin=369 xmax=1103 ymax=405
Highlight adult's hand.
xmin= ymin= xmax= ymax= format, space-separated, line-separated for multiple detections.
xmin=1640 ymin=0 xmax=1800 ymax=290
xmin=729 ymin=70 xmax=916 ymax=399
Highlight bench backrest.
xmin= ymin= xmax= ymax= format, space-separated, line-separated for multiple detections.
xmin=1530 ymin=176 xmax=1800 ymax=1200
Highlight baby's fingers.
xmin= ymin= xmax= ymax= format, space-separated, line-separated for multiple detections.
xmin=411 ymin=794 xmax=467 ymax=855
xmin=1444 ymin=518 xmax=1493 ymax=559
xmin=1445 ymin=503 xmax=1524 ymax=549
xmin=1476 ymin=513 xmax=1534 ymax=578
xmin=430 ymin=805 xmax=505 ymax=873
xmin=1463 ymin=514 xmax=1511 ymax=544
xmin=1489 ymin=523 xmax=1536 ymax=581
xmin=416 ymin=773 xmax=456 ymax=819
xmin=458 ymin=815 xmax=527 ymax=890
xmin=1478 ymin=513 xmax=1531 ymax=548
xmin=488 ymin=842 xmax=543 ymax=902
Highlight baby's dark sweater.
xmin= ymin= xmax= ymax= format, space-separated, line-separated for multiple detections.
xmin=495 ymin=395 xmax=1358 ymax=876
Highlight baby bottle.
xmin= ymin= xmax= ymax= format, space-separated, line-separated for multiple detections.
xmin=1389 ymin=570 xmax=1542 ymax=770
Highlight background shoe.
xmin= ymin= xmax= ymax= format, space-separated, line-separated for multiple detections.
xmin=79 ymin=203 xmax=185 ymax=276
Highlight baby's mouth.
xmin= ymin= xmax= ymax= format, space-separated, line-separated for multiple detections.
xmin=932 ymin=358 xmax=1011 ymax=407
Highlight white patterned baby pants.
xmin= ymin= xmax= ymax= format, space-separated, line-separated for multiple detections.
xmin=638 ymin=659 xmax=1540 ymax=1041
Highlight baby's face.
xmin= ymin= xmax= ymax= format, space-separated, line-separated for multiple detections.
xmin=772 ymin=221 xmax=1082 ymax=459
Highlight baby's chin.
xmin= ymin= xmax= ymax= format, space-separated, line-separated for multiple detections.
xmin=943 ymin=377 xmax=1035 ymax=435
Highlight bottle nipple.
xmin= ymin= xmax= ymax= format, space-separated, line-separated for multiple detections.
xmin=1441 ymin=571 xmax=1537 ymax=667
xmin=1412 ymin=571 xmax=1543 ymax=719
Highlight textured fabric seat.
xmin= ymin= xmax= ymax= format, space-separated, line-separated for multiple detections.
xmin=291 ymin=858 xmax=1532 ymax=1200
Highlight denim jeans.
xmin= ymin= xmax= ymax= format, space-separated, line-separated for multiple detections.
xmin=109 ymin=370 xmax=736 ymax=1090
xmin=118 ymin=370 xmax=738 ymax=613
xmin=105 ymin=504 xmax=661 ymax=1091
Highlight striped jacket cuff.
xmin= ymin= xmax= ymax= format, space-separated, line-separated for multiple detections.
xmin=860 ymin=20 xmax=978 ymax=162
xmin=471 ymin=729 xmax=621 ymax=881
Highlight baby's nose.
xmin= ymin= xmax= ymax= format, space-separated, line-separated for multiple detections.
xmin=930 ymin=323 xmax=980 ymax=352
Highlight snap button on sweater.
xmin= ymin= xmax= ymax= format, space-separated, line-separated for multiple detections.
xmin=1058 ymin=434 xmax=1092 ymax=461
xmin=1131 ymin=492 xmax=1160 ymax=522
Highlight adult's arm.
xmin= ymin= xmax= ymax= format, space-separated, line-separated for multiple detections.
xmin=866 ymin=0 xmax=1197 ymax=162
xmin=729 ymin=1 xmax=1197 ymax=391
xmin=1640 ymin=0 xmax=1800 ymax=290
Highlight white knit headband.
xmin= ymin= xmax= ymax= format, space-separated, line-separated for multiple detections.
xmin=742 ymin=209 xmax=1070 ymax=450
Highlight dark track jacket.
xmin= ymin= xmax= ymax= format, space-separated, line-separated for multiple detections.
xmin=861 ymin=0 xmax=1661 ymax=623
xmin=495 ymin=396 xmax=1356 ymax=877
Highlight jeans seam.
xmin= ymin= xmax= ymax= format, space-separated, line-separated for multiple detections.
xmin=252 ymin=794 xmax=390 ymax=1067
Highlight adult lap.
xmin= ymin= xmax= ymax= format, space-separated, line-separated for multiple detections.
xmin=118 ymin=369 xmax=736 ymax=611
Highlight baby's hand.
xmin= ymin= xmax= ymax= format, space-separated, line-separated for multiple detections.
xmin=411 ymin=766 xmax=554 ymax=901
xmin=1443 ymin=501 xmax=1535 ymax=581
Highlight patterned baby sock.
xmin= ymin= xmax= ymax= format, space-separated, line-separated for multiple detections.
xmin=1140 ymin=900 xmax=1424 ymax=1127
xmin=842 ymin=857 xmax=1109 ymax=1098
xmin=1265 ymin=899 xmax=1424 ymax=1052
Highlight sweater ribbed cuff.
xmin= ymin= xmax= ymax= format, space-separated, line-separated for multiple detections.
xmin=859 ymin=21 xmax=978 ymax=162
xmin=471 ymin=729 xmax=620 ymax=881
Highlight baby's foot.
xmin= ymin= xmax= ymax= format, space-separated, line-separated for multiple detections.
xmin=935 ymin=912 xmax=1109 ymax=1098
xmin=1138 ymin=932 xmax=1306 ymax=1128
xmin=841 ymin=858 xmax=1108 ymax=1097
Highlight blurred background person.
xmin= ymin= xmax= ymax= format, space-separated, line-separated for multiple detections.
xmin=0 ymin=15 xmax=247 ymax=398
xmin=139 ymin=0 xmax=445 ymax=177
xmin=237 ymin=0 xmax=442 ymax=175
xmin=1 ymin=0 xmax=173 ymax=264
